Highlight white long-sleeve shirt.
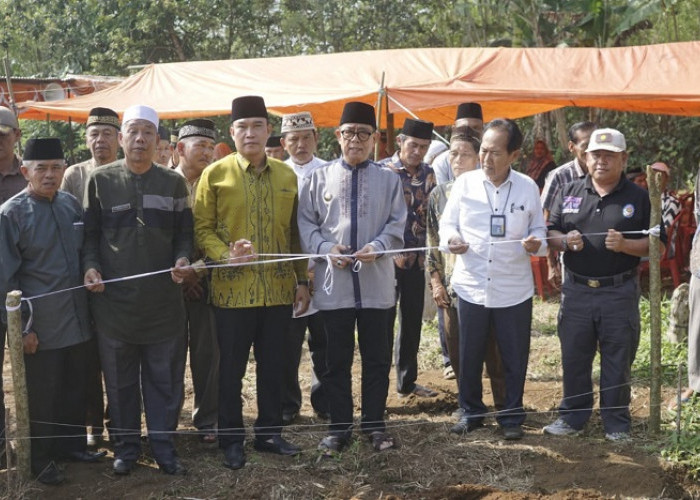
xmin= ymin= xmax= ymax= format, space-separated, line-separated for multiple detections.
xmin=439 ymin=168 xmax=547 ymax=308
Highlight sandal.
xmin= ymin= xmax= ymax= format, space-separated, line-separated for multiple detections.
xmin=318 ymin=435 xmax=346 ymax=458
xmin=199 ymin=427 xmax=217 ymax=443
xmin=201 ymin=432 xmax=217 ymax=444
xmin=368 ymin=431 xmax=395 ymax=452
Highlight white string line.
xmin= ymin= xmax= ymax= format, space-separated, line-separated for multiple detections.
xmin=9 ymin=376 xmax=682 ymax=441
xmin=13 ymin=226 xmax=660 ymax=304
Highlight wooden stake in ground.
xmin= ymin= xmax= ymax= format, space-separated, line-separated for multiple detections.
xmin=4 ymin=291 xmax=31 ymax=480
xmin=647 ymin=165 xmax=662 ymax=434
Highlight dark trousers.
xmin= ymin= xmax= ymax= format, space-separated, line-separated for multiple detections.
xmin=0 ymin=329 xmax=5 ymax=462
xmin=437 ymin=307 xmax=450 ymax=366
xmin=185 ymin=297 xmax=219 ymax=430
xmin=84 ymin=337 xmax=108 ymax=435
xmin=282 ymin=312 xmax=329 ymax=416
xmin=557 ymin=278 xmax=640 ymax=433
xmin=98 ymin=332 xmax=185 ymax=466
xmin=389 ymin=264 xmax=426 ymax=394
xmin=25 ymin=341 xmax=89 ymax=474
xmin=215 ymin=305 xmax=291 ymax=449
xmin=322 ymin=308 xmax=392 ymax=440
xmin=443 ymin=304 xmax=506 ymax=409
xmin=457 ymin=297 xmax=532 ymax=427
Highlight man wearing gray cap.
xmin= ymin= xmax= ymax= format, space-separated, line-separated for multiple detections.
xmin=298 ymin=101 xmax=406 ymax=455
xmin=0 ymin=106 xmax=26 ymax=204
xmin=380 ymin=118 xmax=438 ymax=398
xmin=544 ymin=128 xmax=653 ymax=442
xmin=0 ymin=138 xmax=104 ymax=484
xmin=83 ymin=104 xmax=193 ymax=476
xmin=279 ymin=111 xmax=329 ymax=424
xmin=0 ymin=105 xmax=26 ymax=469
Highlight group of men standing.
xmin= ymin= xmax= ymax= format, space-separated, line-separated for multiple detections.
xmin=0 ymin=92 xmax=660 ymax=485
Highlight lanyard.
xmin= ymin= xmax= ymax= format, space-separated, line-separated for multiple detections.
xmin=483 ymin=180 xmax=512 ymax=215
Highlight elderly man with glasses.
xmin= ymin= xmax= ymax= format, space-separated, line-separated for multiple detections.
xmin=298 ymin=101 xmax=406 ymax=456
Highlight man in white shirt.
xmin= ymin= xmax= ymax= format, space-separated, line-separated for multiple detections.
xmin=279 ymin=112 xmax=329 ymax=424
xmin=439 ymin=118 xmax=546 ymax=440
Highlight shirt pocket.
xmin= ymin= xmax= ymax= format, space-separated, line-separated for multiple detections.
xmin=506 ymin=210 xmax=530 ymax=240
xmin=73 ymin=221 xmax=85 ymax=249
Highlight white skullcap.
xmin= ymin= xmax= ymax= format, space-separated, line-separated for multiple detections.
xmin=122 ymin=105 xmax=159 ymax=129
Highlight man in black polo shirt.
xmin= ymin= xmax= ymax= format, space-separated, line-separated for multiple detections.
xmin=543 ymin=128 xmax=652 ymax=442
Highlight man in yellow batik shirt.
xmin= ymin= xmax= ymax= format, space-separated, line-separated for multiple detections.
xmin=194 ymin=95 xmax=309 ymax=471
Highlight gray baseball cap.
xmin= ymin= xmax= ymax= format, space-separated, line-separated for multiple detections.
xmin=0 ymin=106 xmax=19 ymax=134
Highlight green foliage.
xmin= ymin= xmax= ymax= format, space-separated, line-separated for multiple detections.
xmin=632 ymin=296 xmax=686 ymax=385
xmin=662 ymin=396 xmax=700 ymax=478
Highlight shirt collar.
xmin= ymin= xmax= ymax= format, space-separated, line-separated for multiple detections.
xmin=480 ymin=166 xmax=514 ymax=188
xmin=237 ymin=152 xmax=269 ymax=173
xmin=340 ymin=158 xmax=370 ymax=170
xmin=584 ymin=173 xmax=627 ymax=194
xmin=0 ymin=156 xmax=22 ymax=178
xmin=288 ymin=155 xmax=317 ymax=169
xmin=573 ymin=158 xmax=586 ymax=178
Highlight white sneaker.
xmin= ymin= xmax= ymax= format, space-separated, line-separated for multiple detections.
xmin=605 ymin=431 xmax=630 ymax=442
xmin=543 ymin=418 xmax=581 ymax=436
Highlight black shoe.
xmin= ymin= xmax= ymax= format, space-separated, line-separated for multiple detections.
xmin=36 ymin=461 xmax=65 ymax=485
xmin=502 ymin=424 xmax=524 ymax=440
xmin=67 ymin=450 xmax=107 ymax=463
xmin=254 ymin=435 xmax=301 ymax=456
xmin=282 ymin=411 xmax=299 ymax=426
xmin=450 ymin=416 xmax=485 ymax=435
xmin=160 ymin=459 xmax=187 ymax=475
xmin=113 ymin=458 xmax=134 ymax=476
xmin=223 ymin=443 xmax=246 ymax=470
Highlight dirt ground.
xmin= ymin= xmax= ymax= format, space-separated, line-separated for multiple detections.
xmin=2 ymin=301 xmax=699 ymax=499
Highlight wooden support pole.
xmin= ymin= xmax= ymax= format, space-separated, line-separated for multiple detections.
xmin=647 ymin=165 xmax=662 ymax=434
xmin=374 ymin=72 xmax=385 ymax=162
xmin=5 ymin=291 xmax=30 ymax=480
xmin=386 ymin=113 xmax=395 ymax=157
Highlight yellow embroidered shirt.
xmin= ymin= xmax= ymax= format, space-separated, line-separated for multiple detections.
xmin=194 ymin=153 xmax=306 ymax=308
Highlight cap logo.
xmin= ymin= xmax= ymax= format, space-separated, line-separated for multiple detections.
xmin=598 ymin=133 xmax=610 ymax=143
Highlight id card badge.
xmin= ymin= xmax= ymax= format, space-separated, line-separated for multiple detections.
xmin=490 ymin=214 xmax=506 ymax=237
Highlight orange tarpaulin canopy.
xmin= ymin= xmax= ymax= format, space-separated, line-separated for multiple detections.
xmin=17 ymin=42 xmax=700 ymax=126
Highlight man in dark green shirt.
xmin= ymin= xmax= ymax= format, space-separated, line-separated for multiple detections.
xmin=83 ymin=105 xmax=193 ymax=476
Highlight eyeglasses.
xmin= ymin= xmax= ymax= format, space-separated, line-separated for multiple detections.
xmin=339 ymin=129 xmax=373 ymax=142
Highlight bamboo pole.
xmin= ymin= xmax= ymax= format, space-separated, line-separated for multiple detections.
xmin=647 ymin=165 xmax=662 ymax=433
xmin=5 ymin=291 xmax=30 ymax=480
xmin=374 ymin=72 xmax=385 ymax=161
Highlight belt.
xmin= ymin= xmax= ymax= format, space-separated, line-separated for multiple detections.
xmin=566 ymin=268 xmax=637 ymax=288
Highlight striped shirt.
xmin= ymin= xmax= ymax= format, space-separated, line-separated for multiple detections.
xmin=541 ymin=158 xmax=586 ymax=213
